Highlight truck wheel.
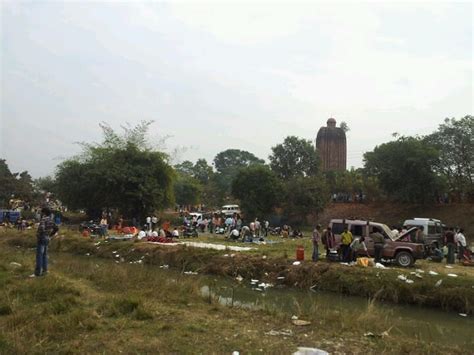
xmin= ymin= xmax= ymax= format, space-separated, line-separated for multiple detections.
xmin=396 ymin=251 xmax=414 ymax=267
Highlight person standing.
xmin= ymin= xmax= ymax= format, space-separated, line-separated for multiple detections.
xmin=151 ymin=215 xmax=158 ymax=231
xmin=312 ymin=225 xmax=322 ymax=262
xmin=340 ymin=226 xmax=353 ymax=262
xmin=30 ymin=207 xmax=58 ymax=278
xmin=322 ymin=226 xmax=335 ymax=259
xmin=146 ymin=216 xmax=152 ymax=232
xmin=444 ymin=227 xmax=456 ymax=264
xmin=370 ymin=227 xmax=386 ymax=263
xmin=264 ymin=220 xmax=269 ymax=237
xmin=456 ymin=228 xmax=467 ymax=262
xmin=100 ymin=215 xmax=108 ymax=238
xmin=415 ymin=226 xmax=426 ymax=244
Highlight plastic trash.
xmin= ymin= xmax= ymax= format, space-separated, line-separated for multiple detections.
xmin=445 ymin=265 xmax=454 ymax=269
xmin=112 ymin=251 xmax=117 ymax=254
xmin=235 ymin=275 xmax=243 ymax=282
xmin=374 ymin=263 xmax=386 ymax=269
xmin=415 ymin=269 xmax=424 ymax=273
xmin=415 ymin=273 xmax=423 ymax=279
xmin=293 ymin=261 xmax=301 ymax=266
xmin=277 ymin=276 xmax=285 ymax=280
xmin=9 ymin=262 xmax=22 ymax=267
xmin=428 ymin=271 xmax=439 ymax=276
xmin=292 ymin=319 xmax=311 ymax=326
xmin=447 ymin=273 xmax=458 ymax=278
xmin=435 ymin=279 xmax=443 ymax=287
xmin=397 ymin=275 xmax=407 ymax=281
xmin=291 ymin=315 xmax=298 ymax=320
xmin=293 ymin=347 xmax=328 ymax=355
xmin=459 ymin=313 xmax=467 ymax=317
xmin=405 ymin=279 xmax=414 ymax=284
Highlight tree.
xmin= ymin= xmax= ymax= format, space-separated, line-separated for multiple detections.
xmin=34 ymin=176 xmax=57 ymax=194
xmin=174 ymin=175 xmax=202 ymax=206
xmin=340 ymin=121 xmax=350 ymax=133
xmin=213 ymin=149 xmax=265 ymax=201
xmin=55 ymin=122 xmax=175 ymax=218
xmin=269 ymin=136 xmax=320 ymax=180
xmin=363 ymin=136 xmax=440 ymax=203
xmin=174 ymin=160 xmax=195 ymax=177
xmin=192 ymin=159 xmax=214 ymax=184
xmin=284 ymin=176 xmax=329 ymax=224
xmin=231 ymin=165 xmax=283 ymax=219
xmin=424 ymin=116 xmax=474 ymax=201
xmin=0 ymin=159 xmax=16 ymax=207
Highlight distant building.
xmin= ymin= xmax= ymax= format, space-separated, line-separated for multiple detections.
xmin=316 ymin=118 xmax=347 ymax=171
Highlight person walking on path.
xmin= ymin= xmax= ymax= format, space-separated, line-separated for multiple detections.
xmin=456 ymin=228 xmax=467 ymax=262
xmin=370 ymin=227 xmax=386 ymax=263
xmin=340 ymin=226 xmax=353 ymax=262
xmin=312 ymin=225 xmax=322 ymax=262
xmin=30 ymin=207 xmax=58 ymax=278
xmin=445 ymin=227 xmax=456 ymax=264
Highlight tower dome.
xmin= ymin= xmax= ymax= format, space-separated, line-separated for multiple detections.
xmin=315 ymin=118 xmax=347 ymax=171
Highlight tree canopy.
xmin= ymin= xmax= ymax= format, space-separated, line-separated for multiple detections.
xmin=363 ymin=136 xmax=440 ymax=203
xmin=231 ymin=165 xmax=282 ymax=219
xmin=0 ymin=159 xmax=35 ymax=207
xmin=269 ymin=136 xmax=320 ymax=180
xmin=55 ymin=122 xmax=175 ymax=218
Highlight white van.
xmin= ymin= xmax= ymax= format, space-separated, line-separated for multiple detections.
xmin=402 ymin=218 xmax=444 ymax=246
xmin=221 ymin=205 xmax=241 ymax=217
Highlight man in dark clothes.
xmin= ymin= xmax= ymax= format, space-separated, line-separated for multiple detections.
xmin=444 ymin=227 xmax=456 ymax=264
xmin=370 ymin=227 xmax=386 ymax=263
xmin=30 ymin=207 xmax=58 ymax=277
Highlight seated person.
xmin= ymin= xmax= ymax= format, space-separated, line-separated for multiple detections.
xmin=430 ymin=243 xmax=444 ymax=262
xmin=350 ymin=236 xmax=369 ymax=261
xmin=229 ymin=229 xmax=240 ymax=241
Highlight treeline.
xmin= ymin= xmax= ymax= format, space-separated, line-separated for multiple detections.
xmin=0 ymin=115 xmax=472 ymax=221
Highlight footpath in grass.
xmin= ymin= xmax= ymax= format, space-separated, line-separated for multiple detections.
xmin=0 ymin=239 xmax=470 ymax=354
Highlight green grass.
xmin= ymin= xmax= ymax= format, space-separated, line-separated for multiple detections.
xmin=0 ymin=232 xmax=471 ymax=354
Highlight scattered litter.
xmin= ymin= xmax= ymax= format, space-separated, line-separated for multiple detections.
xmin=253 ymin=288 xmax=263 ymax=292
xmin=445 ymin=265 xmax=454 ymax=269
xmin=397 ymin=275 xmax=407 ymax=281
xmin=180 ymin=241 xmax=254 ymax=251
xmin=435 ymin=279 xmax=443 ymax=287
xmin=115 ymin=254 xmax=120 ymax=258
xmin=292 ymin=319 xmax=311 ymax=326
xmin=293 ymin=261 xmax=301 ymax=266
xmin=85 ymin=253 xmax=90 ymax=256
xmin=251 ymin=279 xmax=259 ymax=283
xmin=415 ymin=273 xmax=423 ymax=279
xmin=120 ymin=257 xmax=124 ymax=262
xmin=262 ymin=255 xmax=267 ymax=259
xmin=232 ymin=351 xmax=240 ymax=355
xmin=459 ymin=313 xmax=467 ymax=317
xmin=429 ymin=271 xmax=439 ymax=276
xmin=291 ymin=315 xmax=298 ymax=320
xmin=416 ymin=269 xmax=425 ymax=273
xmin=235 ymin=275 xmax=243 ymax=282
xmin=112 ymin=251 xmax=117 ymax=254
xmin=447 ymin=273 xmax=458 ymax=278
xmin=277 ymin=276 xmax=285 ymax=280
xmin=405 ymin=279 xmax=414 ymax=284
xmin=223 ymin=254 xmax=229 ymax=257
xmin=115 ymin=261 xmax=119 ymax=264
xmin=184 ymin=271 xmax=198 ymax=275
xmin=9 ymin=262 xmax=22 ymax=267
xmin=159 ymin=265 xmax=169 ymax=269
xmin=364 ymin=332 xmax=375 ymax=337
xmin=94 ymin=242 xmax=101 ymax=246
xmin=265 ymin=329 xmax=293 ymax=337
xmin=339 ymin=262 xmax=350 ymax=266
xmin=137 ymin=260 xmax=143 ymax=264
xmin=258 ymin=283 xmax=274 ymax=289
xmin=230 ymin=254 xmax=236 ymax=258
xmin=140 ymin=256 xmax=145 ymax=260
xmin=293 ymin=347 xmax=329 ymax=355
xmin=374 ymin=263 xmax=386 ymax=269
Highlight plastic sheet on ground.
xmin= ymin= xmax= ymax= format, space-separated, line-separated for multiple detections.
xmin=180 ymin=241 xmax=254 ymax=251
xmin=293 ymin=347 xmax=328 ymax=355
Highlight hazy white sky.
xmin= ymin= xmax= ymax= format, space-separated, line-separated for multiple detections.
xmin=1 ymin=1 xmax=472 ymax=177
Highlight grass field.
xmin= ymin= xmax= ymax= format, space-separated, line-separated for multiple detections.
xmin=0 ymin=229 xmax=473 ymax=353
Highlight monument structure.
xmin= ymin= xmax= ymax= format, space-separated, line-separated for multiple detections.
xmin=316 ymin=118 xmax=347 ymax=171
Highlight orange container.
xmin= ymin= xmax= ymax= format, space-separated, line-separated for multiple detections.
xmin=296 ymin=245 xmax=304 ymax=261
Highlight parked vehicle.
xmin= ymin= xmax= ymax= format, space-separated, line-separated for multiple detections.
xmin=0 ymin=210 xmax=21 ymax=224
xmin=402 ymin=218 xmax=445 ymax=246
xmin=329 ymin=219 xmax=424 ymax=267
xmin=221 ymin=205 xmax=240 ymax=217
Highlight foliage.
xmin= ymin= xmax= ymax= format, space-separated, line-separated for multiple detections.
xmin=55 ymin=122 xmax=175 ymax=218
xmin=363 ymin=136 xmax=440 ymax=203
xmin=213 ymin=149 xmax=265 ymax=202
xmin=0 ymin=159 xmax=35 ymax=207
xmin=34 ymin=176 xmax=57 ymax=194
xmin=340 ymin=121 xmax=350 ymax=133
xmin=231 ymin=165 xmax=283 ymax=218
xmin=269 ymin=136 xmax=320 ymax=180
xmin=424 ymin=116 xmax=474 ymax=201
xmin=174 ymin=175 xmax=202 ymax=206
xmin=284 ymin=176 xmax=329 ymax=223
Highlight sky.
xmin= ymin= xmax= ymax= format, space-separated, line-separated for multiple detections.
xmin=1 ymin=1 xmax=472 ymax=178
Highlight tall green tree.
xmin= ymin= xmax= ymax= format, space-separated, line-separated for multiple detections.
xmin=55 ymin=122 xmax=175 ymax=218
xmin=174 ymin=175 xmax=202 ymax=206
xmin=424 ymin=116 xmax=474 ymax=200
xmin=0 ymin=159 xmax=16 ymax=207
xmin=213 ymin=149 xmax=265 ymax=201
xmin=269 ymin=136 xmax=320 ymax=180
xmin=284 ymin=176 xmax=329 ymax=224
xmin=363 ymin=136 xmax=440 ymax=203
xmin=231 ymin=165 xmax=282 ymax=219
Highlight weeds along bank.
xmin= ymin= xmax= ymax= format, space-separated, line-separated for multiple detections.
xmin=3 ymin=230 xmax=474 ymax=314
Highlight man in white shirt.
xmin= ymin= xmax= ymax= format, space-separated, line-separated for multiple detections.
xmin=456 ymin=228 xmax=467 ymax=262
xmin=146 ymin=216 xmax=152 ymax=231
